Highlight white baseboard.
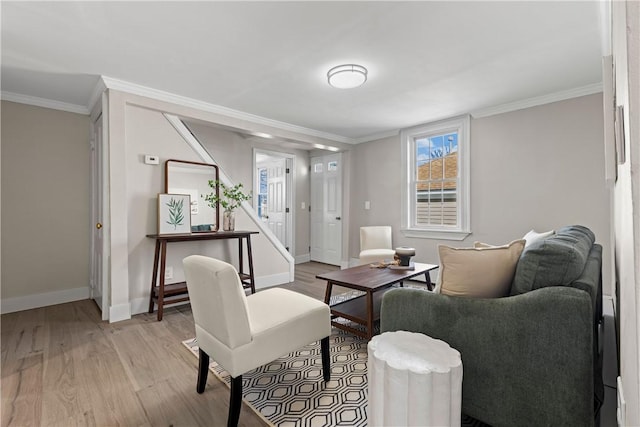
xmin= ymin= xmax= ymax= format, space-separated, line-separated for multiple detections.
xmin=295 ymin=254 xmax=311 ymax=264
xmin=617 ymin=376 xmax=626 ymax=427
xmin=1 ymin=286 xmax=90 ymax=314
xmin=603 ymin=296 xmax=618 ymax=387
xmin=109 ymin=302 xmax=131 ymax=323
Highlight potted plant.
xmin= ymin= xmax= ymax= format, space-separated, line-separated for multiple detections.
xmin=203 ymin=179 xmax=252 ymax=231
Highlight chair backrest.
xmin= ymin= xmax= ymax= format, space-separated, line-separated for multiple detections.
xmin=183 ymin=255 xmax=252 ymax=349
xmin=360 ymin=226 xmax=393 ymax=251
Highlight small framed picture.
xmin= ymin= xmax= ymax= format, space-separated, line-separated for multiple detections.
xmin=158 ymin=193 xmax=191 ymax=234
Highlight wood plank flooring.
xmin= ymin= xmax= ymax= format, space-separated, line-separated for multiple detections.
xmin=1 ymin=262 xmax=339 ymax=427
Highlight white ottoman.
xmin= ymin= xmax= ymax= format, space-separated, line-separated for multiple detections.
xmin=368 ymin=330 xmax=463 ymax=426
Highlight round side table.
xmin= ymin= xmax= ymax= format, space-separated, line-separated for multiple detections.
xmin=368 ymin=330 xmax=463 ymax=426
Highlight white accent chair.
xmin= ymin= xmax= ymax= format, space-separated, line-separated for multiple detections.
xmin=183 ymin=255 xmax=331 ymax=427
xmin=359 ymin=226 xmax=396 ymax=265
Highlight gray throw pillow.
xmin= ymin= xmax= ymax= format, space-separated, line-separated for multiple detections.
xmin=510 ymin=225 xmax=595 ymax=296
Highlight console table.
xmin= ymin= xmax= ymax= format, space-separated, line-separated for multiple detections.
xmin=147 ymin=231 xmax=258 ymax=321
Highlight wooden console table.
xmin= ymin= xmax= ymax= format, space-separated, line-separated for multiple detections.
xmin=147 ymin=231 xmax=258 ymax=321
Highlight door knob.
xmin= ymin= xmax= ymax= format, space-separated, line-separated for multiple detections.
xmin=335 ymin=217 xmax=341 ymax=220
xmin=96 ymin=222 xmax=103 ymax=229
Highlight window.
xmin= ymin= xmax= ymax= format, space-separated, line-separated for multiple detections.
xmin=257 ymin=168 xmax=268 ymax=219
xmin=401 ymin=115 xmax=470 ymax=240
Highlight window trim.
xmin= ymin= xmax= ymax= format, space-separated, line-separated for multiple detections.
xmin=400 ymin=115 xmax=471 ymax=240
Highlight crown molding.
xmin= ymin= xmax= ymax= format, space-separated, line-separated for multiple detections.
xmin=471 ymin=83 xmax=603 ymax=118
xmin=88 ymin=77 xmax=108 ymax=112
xmin=1 ymin=91 xmax=90 ymax=115
xmin=101 ymin=75 xmax=354 ymax=145
xmin=2 ymin=79 xmax=605 ymax=142
xmin=352 ymin=129 xmax=400 ymax=144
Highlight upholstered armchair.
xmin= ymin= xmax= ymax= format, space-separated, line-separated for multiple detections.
xmin=359 ymin=226 xmax=395 ymax=265
xmin=183 ymin=255 xmax=331 ymax=427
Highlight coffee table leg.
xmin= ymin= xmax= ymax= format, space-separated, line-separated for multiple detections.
xmin=425 ymin=272 xmax=433 ymax=291
xmin=367 ymin=291 xmax=374 ymax=340
xmin=324 ymin=281 xmax=333 ymax=305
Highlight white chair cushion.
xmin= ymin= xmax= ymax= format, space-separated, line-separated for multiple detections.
xmin=198 ymin=288 xmax=330 ymax=377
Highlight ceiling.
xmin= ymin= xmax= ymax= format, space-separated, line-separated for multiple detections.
xmin=1 ymin=1 xmax=606 ymax=143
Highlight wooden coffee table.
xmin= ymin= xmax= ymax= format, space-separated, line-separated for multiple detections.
xmin=317 ymin=262 xmax=438 ymax=340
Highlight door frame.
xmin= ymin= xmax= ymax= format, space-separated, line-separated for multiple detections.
xmin=253 ymin=148 xmax=295 ymax=256
xmin=90 ymin=106 xmax=110 ymax=320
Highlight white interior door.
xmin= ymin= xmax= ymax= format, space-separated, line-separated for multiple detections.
xmin=90 ymin=114 xmax=108 ymax=319
xmin=265 ymin=159 xmax=287 ymax=248
xmin=310 ymin=153 xmax=343 ymax=266
xmin=255 ymin=151 xmax=293 ymax=252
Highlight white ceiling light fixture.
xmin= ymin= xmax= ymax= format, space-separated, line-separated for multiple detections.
xmin=327 ymin=64 xmax=368 ymax=89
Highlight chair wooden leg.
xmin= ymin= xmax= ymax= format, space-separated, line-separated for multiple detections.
xmin=197 ymin=348 xmax=209 ymax=394
xmin=228 ymin=375 xmax=243 ymax=427
xmin=321 ymin=337 xmax=331 ymax=381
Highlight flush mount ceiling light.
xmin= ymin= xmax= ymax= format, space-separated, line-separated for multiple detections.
xmin=327 ymin=64 xmax=368 ymax=89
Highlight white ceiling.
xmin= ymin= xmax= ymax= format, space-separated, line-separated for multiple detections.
xmin=1 ymin=1 xmax=606 ymax=143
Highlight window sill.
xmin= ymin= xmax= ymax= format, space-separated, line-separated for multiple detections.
xmin=401 ymin=228 xmax=471 ymax=241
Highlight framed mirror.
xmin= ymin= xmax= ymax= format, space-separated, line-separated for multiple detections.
xmin=165 ymin=159 xmax=220 ymax=232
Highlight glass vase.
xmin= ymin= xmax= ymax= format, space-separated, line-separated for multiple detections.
xmin=223 ymin=210 xmax=235 ymax=231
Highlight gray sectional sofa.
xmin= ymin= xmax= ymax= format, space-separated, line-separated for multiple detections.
xmin=380 ymin=225 xmax=604 ymax=426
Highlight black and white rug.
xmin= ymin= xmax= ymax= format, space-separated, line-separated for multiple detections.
xmin=183 ymin=328 xmax=368 ymax=426
xmin=182 ymin=286 xmax=490 ymax=426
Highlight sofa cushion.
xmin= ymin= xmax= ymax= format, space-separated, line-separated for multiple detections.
xmin=510 ymin=225 xmax=595 ymax=296
xmin=437 ymin=239 xmax=525 ymax=298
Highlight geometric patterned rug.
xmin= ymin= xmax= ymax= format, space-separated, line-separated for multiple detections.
xmin=181 ymin=286 xmax=491 ymax=426
xmin=182 ymin=328 xmax=368 ymax=426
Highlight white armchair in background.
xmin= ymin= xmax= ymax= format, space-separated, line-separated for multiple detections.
xmin=183 ymin=255 xmax=331 ymax=427
xmin=359 ymin=226 xmax=396 ymax=265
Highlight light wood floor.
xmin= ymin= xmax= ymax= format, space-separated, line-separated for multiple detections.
xmin=1 ymin=262 xmax=340 ymax=427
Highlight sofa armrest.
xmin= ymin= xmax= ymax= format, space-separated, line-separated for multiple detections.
xmin=381 ymin=287 xmax=594 ymax=427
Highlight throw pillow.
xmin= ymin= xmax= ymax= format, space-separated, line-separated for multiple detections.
xmin=511 ymin=225 xmax=595 ymax=295
xmin=437 ymin=239 xmax=526 ymax=298
xmin=522 ymin=229 xmax=555 ymax=247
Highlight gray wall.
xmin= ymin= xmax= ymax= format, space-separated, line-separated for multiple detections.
xmin=612 ymin=0 xmax=640 ymax=423
xmin=121 ymin=103 xmax=291 ymax=312
xmin=186 ymin=122 xmax=311 ymax=258
xmin=1 ymin=101 xmax=90 ymax=299
xmin=349 ymin=93 xmax=612 ymax=295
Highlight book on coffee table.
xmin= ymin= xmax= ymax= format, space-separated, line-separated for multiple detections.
xmin=389 ymin=262 xmax=415 ymax=270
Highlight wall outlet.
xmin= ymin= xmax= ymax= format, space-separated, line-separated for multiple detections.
xmin=365 ymin=201 xmax=371 ymax=210
xmin=164 ymin=266 xmax=173 ymax=281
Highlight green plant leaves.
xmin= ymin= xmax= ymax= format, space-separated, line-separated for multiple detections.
xmin=166 ymin=197 xmax=185 ymax=229
xmin=203 ymin=179 xmax=252 ymax=212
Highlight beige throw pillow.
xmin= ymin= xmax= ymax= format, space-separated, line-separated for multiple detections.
xmin=438 ymin=239 xmax=526 ymax=298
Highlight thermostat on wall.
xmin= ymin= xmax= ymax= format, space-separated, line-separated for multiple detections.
xmin=144 ymin=155 xmax=159 ymax=165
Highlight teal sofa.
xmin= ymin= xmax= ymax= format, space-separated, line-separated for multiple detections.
xmin=380 ymin=225 xmax=604 ymax=426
